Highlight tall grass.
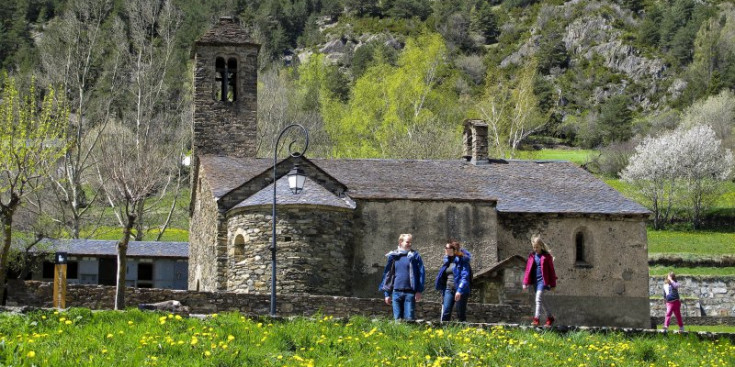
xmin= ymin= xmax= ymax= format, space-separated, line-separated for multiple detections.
xmin=1 ymin=310 xmax=733 ymax=367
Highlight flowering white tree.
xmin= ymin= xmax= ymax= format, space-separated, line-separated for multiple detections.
xmin=622 ymin=124 xmax=733 ymax=229
xmin=676 ymin=125 xmax=734 ymax=228
xmin=620 ymin=133 xmax=679 ymax=229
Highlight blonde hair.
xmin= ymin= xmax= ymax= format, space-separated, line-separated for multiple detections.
xmin=399 ymin=233 xmax=413 ymax=243
xmin=531 ymin=234 xmax=551 ymax=255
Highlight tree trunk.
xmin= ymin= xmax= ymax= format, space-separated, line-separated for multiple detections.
xmin=0 ymin=199 xmax=17 ymax=305
xmin=114 ymin=213 xmax=136 ymax=310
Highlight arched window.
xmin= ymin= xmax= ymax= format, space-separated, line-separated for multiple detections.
xmin=214 ymin=57 xmax=237 ymax=102
xmin=575 ymin=232 xmax=585 ymax=263
xmin=233 ymin=234 xmax=245 ymax=262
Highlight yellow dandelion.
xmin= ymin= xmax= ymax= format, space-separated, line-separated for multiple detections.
xmin=65 ymin=320 xmax=72 ymax=325
xmin=204 ymin=351 xmax=211 ymax=357
xmin=27 ymin=351 xmax=36 ymax=358
xmin=227 ymin=335 xmax=235 ymax=342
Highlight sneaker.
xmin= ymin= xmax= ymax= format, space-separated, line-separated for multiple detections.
xmin=531 ymin=317 xmax=540 ymax=326
xmin=545 ymin=316 xmax=555 ymax=327
xmin=660 ymin=328 xmax=668 ymax=333
xmin=679 ymin=327 xmax=685 ymax=333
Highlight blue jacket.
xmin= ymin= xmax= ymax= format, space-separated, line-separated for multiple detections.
xmin=435 ymin=249 xmax=472 ymax=296
xmin=379 ymin=249 xmax=425 ymax=297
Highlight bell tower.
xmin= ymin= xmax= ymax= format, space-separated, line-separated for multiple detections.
xmin=191 ymin=17 xmax=260 ymax=159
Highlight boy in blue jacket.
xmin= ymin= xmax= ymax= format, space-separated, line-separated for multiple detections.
xmin=379 ymin=233 xmax=425 ymax=320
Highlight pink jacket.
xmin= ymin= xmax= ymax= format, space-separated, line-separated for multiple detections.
xmin=523 ymin=252 xmax=557 ymax=288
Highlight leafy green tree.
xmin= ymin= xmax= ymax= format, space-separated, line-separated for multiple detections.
xmin=323 ymin=33 xmax=458 ymax=158
xmin=598 ymin=94 xmax=633 ymax=146
xmin=0 ymin=75 xmax=68 ymax=303
xmin=472 ymin=2 xmax=499 ymax=44
xmin=344 ymin=0 xmax=378 ymax=16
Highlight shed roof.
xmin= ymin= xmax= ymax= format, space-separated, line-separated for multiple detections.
xmin=199 ymin=155 xmax=650 ymax=216
xmin=35 ymin=239 xmax=188 ymax=258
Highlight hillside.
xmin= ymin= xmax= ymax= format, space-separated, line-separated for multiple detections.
xmin=1 ymin=0 xmax=734 ymax=241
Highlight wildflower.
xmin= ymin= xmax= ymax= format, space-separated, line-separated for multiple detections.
xmin=27 ymin=351 xmax=36 ymax=358
xmin=65 ymin=320 xmax=72 ymax=325
xmin=128 ymin=321 xmax=134 ymax=325
xmin=227 ymin=335 xmax=235 ymax=342
xmin=204 ymin=351 xmax=211 ymax=357
xmin=106 ymin=333 xmax=114 ymax=339
xmin=191 ymin=336 xmax=199 ymax=346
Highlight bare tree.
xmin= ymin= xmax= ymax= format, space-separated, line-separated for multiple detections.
xmin=0 ymin=76 xmax=68 ymax=303
xmin=480 ymin=59 xmax=547 ymax=158
xmin=95 ymin=0 xmax=185 ymax=310
xmin=37 ymin=0 xmax=117 ymax=238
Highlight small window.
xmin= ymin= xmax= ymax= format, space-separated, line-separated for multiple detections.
xmin=67 ymin=261 xmax=78 ymax=279
xmin=233 ymin=234 xmax=246 ymax=262
xmin=138 ymin=263 xmax=153 ymax=281
xmin=576 ymin=232 xmax=584 ymax=263
xmin=42 ymin=262 xmax=54 ymax=279
xmin=575 ymin=231 xmax=592 ymax=268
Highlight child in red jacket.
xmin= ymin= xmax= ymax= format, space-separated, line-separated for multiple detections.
xmin=522 ymin=235 xmax=557 ymax=326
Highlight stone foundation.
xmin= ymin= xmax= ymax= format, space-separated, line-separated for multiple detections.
xmin=648 ymin=276 xmax=735 ymax=317
xmin=7 ymin=280 xmax=529 ymax=323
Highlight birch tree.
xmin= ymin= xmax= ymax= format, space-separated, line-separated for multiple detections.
xmin=479 ymin=59 xmax=546 ymax=159
xmin=36 ymin=0 xmax=116 ymax=238
xmin=0 ymin=75 xmax=68 ymax=302
xmin=96 ymin=0 xmax=185 ymax=310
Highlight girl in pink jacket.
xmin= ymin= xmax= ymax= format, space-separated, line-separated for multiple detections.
xmin=522 ymin=235 xmax=557 ymax=326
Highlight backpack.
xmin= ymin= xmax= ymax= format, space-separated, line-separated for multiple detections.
xmin=663 ymin=284 xmax=679 ymax=302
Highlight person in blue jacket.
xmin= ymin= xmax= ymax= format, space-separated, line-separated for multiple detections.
xmin=435 ymin=239 xmax=472 ymax=322
xmin=379 ymin=233 xmax=425 ymax=320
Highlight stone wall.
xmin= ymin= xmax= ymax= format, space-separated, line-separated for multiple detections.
xmin=192 ymin=42 xmax=259 ymax=158
xmin=496 ymin=213 xmax=650 ymax=328
xmin=7 ymin=281 xmax=530 ymax=324
xmin=226 ymin=206 xmax=355 ymax=294
xmin=351 ymin=200 xmax=499 ymax=298
xmin=648 ymin=276 xmax=735 ymax=317
xmin=189 ymin=170 xmax=222 ymax=291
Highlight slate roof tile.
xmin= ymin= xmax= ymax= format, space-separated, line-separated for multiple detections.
xmin=34 ymin=239 xmax=188 ymax=258
xmin=198 ymin=155 xmax=650 ymax=215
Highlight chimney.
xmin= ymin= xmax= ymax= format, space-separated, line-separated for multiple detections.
xmin=463 ymin=119 xmax=488 ymax=165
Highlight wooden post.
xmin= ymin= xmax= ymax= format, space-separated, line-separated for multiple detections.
xmin=53 ymin=264 xmax=67 ymax=309
xmin=53 ymin=252 xmax=68 ymax=309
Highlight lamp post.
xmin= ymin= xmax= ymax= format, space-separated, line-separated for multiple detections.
xmin=271 ymin=124 xmax=309 ymax=317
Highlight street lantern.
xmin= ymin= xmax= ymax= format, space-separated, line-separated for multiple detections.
xmin=271 ymin=124 xmax=309 ymax=317
xmin=287 ymin=165 xmax=306 ymax=194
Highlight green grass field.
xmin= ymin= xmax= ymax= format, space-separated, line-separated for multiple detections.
xmin=1 ymin=310 xmax=733 ymax=367
xmin=648 ymin=231 xmax=735 ymax=255
xmin=515 ymin=148 xmax=599 ymax=165
xmin=649 ymin=265 xmax=735 ymax=277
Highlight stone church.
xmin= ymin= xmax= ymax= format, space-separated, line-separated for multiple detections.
xmin=189 ymin=18 xmax=652 ymax=327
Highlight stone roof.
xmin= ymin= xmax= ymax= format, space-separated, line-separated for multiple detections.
xmin=473 ymin=255 xmax=527 ymax=281
xmin=35 ymin=239 xmax=188 ymax=258
xmin=198 ymin=155 xmax=651 ymax=215
xmin=233 ymin=176 xmax=356 ymax=210
xmin=195 ymin=17 xmax=258 ymax=46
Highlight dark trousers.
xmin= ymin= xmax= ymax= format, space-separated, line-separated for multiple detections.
xmin=441 ymin=288 xmax=467 ymax=322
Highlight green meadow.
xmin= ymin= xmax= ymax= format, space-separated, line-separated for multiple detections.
xmin=1 ymin=310 xmax=733 ymax=367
